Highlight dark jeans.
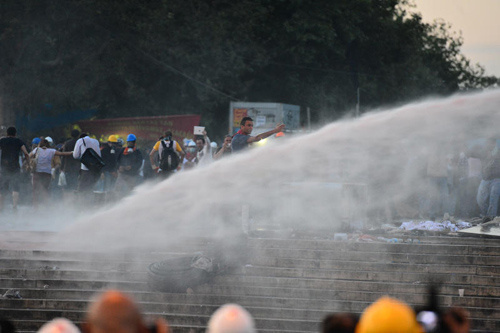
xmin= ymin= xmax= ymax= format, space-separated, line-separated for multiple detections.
xmin=0 ymin=170 xmax=21 ymax=193
xmin=33 ymin=172 xmax=51 ymax=207
xmin=78 ymin=170 xmax=100 ymax=193
xmin=77 ymin=170 xmax=100 ymax=207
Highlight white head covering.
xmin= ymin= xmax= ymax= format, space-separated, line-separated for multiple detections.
xmin=207 ymin=304 xmax=256 ymax=333
xmin=37 ymin=318 xmax=80 ymax=333
xmin=45 ymin=136 xmax=54 ymax=147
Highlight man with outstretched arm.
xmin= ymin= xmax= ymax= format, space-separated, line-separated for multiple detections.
xmin=231 ymin=117 xmax=285 ymax=153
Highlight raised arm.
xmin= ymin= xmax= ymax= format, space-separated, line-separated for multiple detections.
xmin=214 ymin=146 xmax=226 ymax=160
xmin=247 ymin=123 xmax=285 ymax=143
xmin=55 ymin=151 xmax=73 ymax=156
xmin=203 ymin=130 xmax=212 ymax=155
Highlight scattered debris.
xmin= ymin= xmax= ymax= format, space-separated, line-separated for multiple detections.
xmin=38 ymin=266 xmax=60 ymax=271
xmin=191 ymin=253 xmax=213 ymax=273
xmin=333 ymin=233 xmax=348 ymax=241
xmin=358 ymin=234 xmax=378 ymax=242
xmin=399 ymin=220 xmax=471 ymax=232
xmin=147 ymin=253 xmax=217 ymax=293
xmin=480 ymin=217 xmax=500 ymax=232
xmin=3 ymin=289 xmax=22 ymax=299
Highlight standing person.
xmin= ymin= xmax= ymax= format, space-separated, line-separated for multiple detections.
xmin=149 ymin=131 xmax=185 ymax=179
xmin=115 ymin=134 xmax=143 ymax=195
xmin=182 ymin=141 xmax=198 ymax=170
xmin=469 ymin=138 xmax=500 ymax=220
xmin=30 ymin=138 xmax=73 ymax=208
xmin=100 ymin=135 xmax=120 ymax=192
xmin=195 ymin=130 xmax=212 ymax=166
xmin=61 ymin=129 xmax=81 ymax=196
xmin=72 ymin=133 xmax=102 ymax=202
xmin=231 ymin=117 xmax=285 ymax=153
xmin=214 ymin=135 xmax=233 ymax=160
xmin=0 ymin=127 xmax=30 ymax=211
xmin=425 ymin=146 xmax=450 ymax=221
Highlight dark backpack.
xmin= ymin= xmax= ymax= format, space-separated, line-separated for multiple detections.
xmin=160 ymin=140 xmax=179 ymax=171
xmin=80 ymin=138 xmax=105 ymax=174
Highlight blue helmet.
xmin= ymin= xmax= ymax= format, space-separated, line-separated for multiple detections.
xmin=32 ymin=137 xmax=41 ymax=145
xmin=126 ymin=134 xmax=137 ymax=142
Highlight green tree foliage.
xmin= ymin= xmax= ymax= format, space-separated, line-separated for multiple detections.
xmin=0 ymin=0 xmax=497 ymax=134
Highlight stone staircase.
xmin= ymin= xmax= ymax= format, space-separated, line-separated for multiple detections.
xmin=0 ymin=232 xmax=498 ymax=332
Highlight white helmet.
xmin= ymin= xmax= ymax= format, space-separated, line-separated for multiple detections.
xmin=45 ymin=137 xmax=54 ymax=147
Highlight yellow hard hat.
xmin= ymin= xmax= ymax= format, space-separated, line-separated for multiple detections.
xmin=108 ymin=135 xmax=118 ymax=143
xmin=355 ymin=296 xmax=424 ymax=333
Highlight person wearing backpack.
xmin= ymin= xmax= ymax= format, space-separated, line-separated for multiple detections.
xmin=149 ymin=131 xmax=185 ymax=179
xmin=72 ymin=133 xmax=102 ymax=198
xmin=115 ymin=134 xmax=143 ymax=194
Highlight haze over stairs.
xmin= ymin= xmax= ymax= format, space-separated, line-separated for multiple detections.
xmin=0 ymin=231 xmax=498 ymax=332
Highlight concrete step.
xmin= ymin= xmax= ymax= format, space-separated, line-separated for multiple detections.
xmin=247 ymin=238 xmax=500 ymax=255
xmin=2 ymin=236 xmax=499 ymax=263
xmin=249 ymin=257 xmax=500 ymax=275
xmin=0 ymin=288 xmax=497 ymax=319
xmin=1 ymin=306 xmax=498 ymax=332
xmin=2 ymin=255 xmax=498 ymax=278
xmin=0 ymin=268 xmax=147 ymax=281
xmin=238 ymin=266 xmax=500 ymax=287
xmin=1 ymin=258 xmax=498 ymax=287
xmin=3 ymin=272 xmax=499 ymax=298
xmin=0 ymin=234 xmax=497 ymax=333
xmin=2 ymin=296 xmax=498 ymax=321
xmin=214 ymin=275 xmax=500 ymax=298
xmin=0 ymin=277 xmax=148 ymax=292
xmin=1 ymin=276 xmax=498 ymax=310
xmin=0 ymin=258 xmax=149 ymax=272
xmin=251 ymin=247 xmax=500 ymax=266
xmin=0 ymin=250 xmax=194 ymax=263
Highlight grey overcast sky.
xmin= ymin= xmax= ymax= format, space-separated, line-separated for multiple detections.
xmin=413 ymin=0 xmax=500 ymax=76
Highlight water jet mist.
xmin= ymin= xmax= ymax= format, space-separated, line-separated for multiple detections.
xmin=43 ymin=89 xmax=500 ymax=252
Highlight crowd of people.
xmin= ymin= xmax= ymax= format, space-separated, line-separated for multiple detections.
xmin=372 ymin=137 xmax=500 ymax=224
xmin=0 ymin=289 xmax=471 ymax=333
xmin=0 ymin=118 xmax=285 ymax=210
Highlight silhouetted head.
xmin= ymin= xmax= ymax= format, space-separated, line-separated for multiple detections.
xmin=84 ymin=290 xmax=145 ymax=333
xmin=6 ymin=127 xmax=16 ymax=136
xmin=71 ymin=129 xmax=81 ymax=139
xmin=321 ymin=313 xmax=358 ymax=333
